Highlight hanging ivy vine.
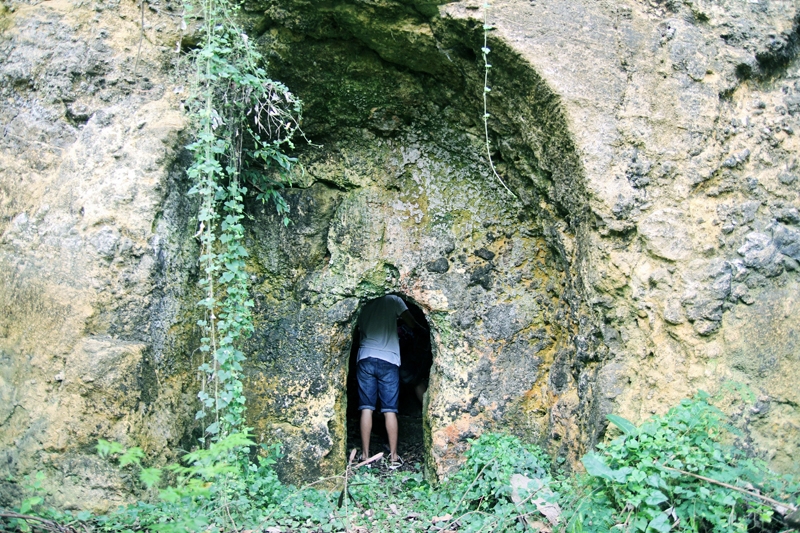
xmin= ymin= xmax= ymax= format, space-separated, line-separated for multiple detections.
xmin=183 ymin=0 xmax=302 ymax=439
xmin=481 ymin=2 xmax=516 ymax=198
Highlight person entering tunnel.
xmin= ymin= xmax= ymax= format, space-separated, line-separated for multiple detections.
xmin=346 ymin=295 xmax=432 ymax=469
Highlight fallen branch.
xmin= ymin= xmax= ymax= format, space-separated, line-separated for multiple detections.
xmin=353 ymin=452 xmax=383 ymax=469
xmin=0 ymin=511 xmax=79 ymax=533
xmin=657 ymin=464 xmax=797 ymax=514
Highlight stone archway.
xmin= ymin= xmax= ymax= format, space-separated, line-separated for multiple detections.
xmin=241 ymin=132 xmax=588 ymax=484
xmin=238 ymin=2 xmax=596 ymax=484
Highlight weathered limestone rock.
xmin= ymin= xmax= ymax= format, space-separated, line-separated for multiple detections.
xmin=241 ymin=126 xmax=580 ymax=481
xmin=244 ymin=0 xmax=800 ymax=480
xmin=1 ymin=0 xmax=799 ymax=509
xmin=0 ymin=0 xmax=199 ymax=509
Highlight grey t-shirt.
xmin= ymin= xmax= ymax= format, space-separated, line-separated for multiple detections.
xmin=356 ymin=295 xmax=408 ymax=366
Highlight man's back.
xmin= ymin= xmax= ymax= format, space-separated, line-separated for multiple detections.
xmin=357 ymin=295 xmax=408 ymax=366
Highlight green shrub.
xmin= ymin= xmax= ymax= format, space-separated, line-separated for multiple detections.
xmin=563 ymin=393 xmax=800 ymax=533
xmin=6 ymin=397 xmax=797 ymax=533
xmin=441 ymin=433 xmax=560 ymax=532
xmin=92 ymin=432 xmax=288 ymax=533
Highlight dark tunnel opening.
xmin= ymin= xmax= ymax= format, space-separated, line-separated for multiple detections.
xmin=346 ymin=296 xmax=432 ymax=466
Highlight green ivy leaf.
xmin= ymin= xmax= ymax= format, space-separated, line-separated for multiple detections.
xmin=19 ymin=496 xmax=42 ymax=514
xmin=582 ymin=453 xmax=617 ymax=481
xmin=646 ymin=473 xmax=667 ymax=490
xmin=647 ymin=513 xmax=671 ymax=532
xmin=607 ymin=414 xmax=637 ymax=435
xmin=645 ymin=490 xmax=669 ymax=506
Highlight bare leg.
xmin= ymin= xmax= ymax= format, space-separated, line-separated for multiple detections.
xmin=360 ymin=409 xmax=373 ymax=459
xmin=384 ymin=412 xmax=399 ymax=461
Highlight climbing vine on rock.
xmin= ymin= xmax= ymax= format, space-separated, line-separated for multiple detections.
xmin=481 ymin=2 xmax=515 ymax=198
xmin=183 ymin=0 xmax=302 ymax=438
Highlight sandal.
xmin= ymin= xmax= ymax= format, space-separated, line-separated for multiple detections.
xmin=388 ymin=456 xmax=404 ymax=470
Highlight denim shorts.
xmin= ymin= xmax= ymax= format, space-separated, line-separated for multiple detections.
xmin=357 ymin=357 xmax=399 ymax=413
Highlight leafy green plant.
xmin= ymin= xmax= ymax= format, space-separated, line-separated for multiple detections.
xmin=92 ymin=432 xmax=289 ymax=533
xmin=0 ymin=472 xmax=88 ymax=533
xmin=97 ymin=439 xmax=162 ymax=491
xmin=564 ymin=393 xmax=800 ymax=533
xmin=7 ymin=406 xmax=798 ymax=533
xmin=439 ymin=433 xmax=560 ymax=532
xmin=242 ymin=442 xmax=284 ymax=507
xmin=18 ymin=472 xmax=46 ymax=516
xmin=0 ymin=472 xmax=50 ymax=532
xmin=183 ymin=0 xmax=303 ymax=439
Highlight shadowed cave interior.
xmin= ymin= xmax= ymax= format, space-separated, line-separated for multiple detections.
xmin=345 ymin=297 xmax=432 ymax=465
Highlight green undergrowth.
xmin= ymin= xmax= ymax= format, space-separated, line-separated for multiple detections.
xmin=3 ymin=395 xmax=799 ymax=532
xmin=566 ymin=392 xmax=799 ymax=532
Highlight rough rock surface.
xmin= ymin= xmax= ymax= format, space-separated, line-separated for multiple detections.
xmin=1 ymin=0 xmax=799 ymax=508
xmin=243 ymin=0 xmax=800 ymax=481
xmin=0 ymin=0 xmax=199 ymax=509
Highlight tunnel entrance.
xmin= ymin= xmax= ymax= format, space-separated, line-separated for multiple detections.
xmin=238 ymin=1 xmax=590 ymax=483
xmin=346 ymin=296 xmax=432 ymax=467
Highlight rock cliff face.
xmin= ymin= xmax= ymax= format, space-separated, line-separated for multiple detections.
xmin=0 ymin=0 xmax=199 ymax=508
xmin=1 ymin=0 xmax=798 ymax=509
